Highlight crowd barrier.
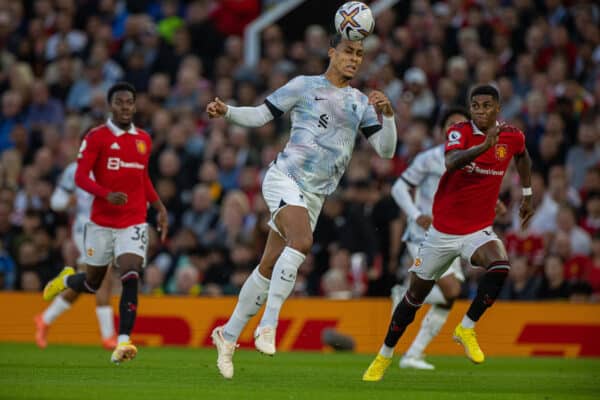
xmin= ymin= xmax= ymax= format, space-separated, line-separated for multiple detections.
xmin=1 ymin=293 xmax=598 ymax=357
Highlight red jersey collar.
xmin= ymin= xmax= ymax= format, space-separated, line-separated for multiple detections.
xmin=107 ymin=118 xmax=137 ymax=137
xmin=470 ymin=120 xmax=499 ymax=136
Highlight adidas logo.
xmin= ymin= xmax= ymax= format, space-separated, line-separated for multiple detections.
xmin=110 ymin=143 xmax=120 ymax=150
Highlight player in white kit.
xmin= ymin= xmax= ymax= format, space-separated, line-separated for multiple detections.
xmin=390 ymin=107 xmax=470 ymax=370
xmin=34 ymin=161 xmax=116 ymax=349
xmin=206 ymin=34 xmax=398 ymax=379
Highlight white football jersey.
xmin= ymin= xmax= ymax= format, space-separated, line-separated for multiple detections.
xmin=266 ymin=75 xmax=381 ymax=195
xmin=56 ymin=162 xmax=93 ymax=222
xmin=399 ymin=144 xmax=445 ymax=243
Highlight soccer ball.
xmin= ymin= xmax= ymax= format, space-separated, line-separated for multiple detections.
xmin=334 ymin=1 xmax=375 ymax=41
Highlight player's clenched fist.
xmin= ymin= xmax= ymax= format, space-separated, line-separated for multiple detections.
xmin=106 ymin=192 xmax=128 ymax=205
xmin=483 ymin=123 xmax=505 ymax=148
xmin=415 ymin=214 xmax=432 ymax=229
xmin=206 ymin=97 xmax=228 ymax=119
xmin=368 ymin=91 xmax=394 ymax=117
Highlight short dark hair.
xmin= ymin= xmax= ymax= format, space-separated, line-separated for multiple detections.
xmin=439 ymin=106 xmax=470 ymax=128
xmin=329 ymin=33 xmax=343 ymax=49
xmin=107 ymin=82 xmax=136 ymax=103
xmin=470 ymin=85 xmax=499 ymax=102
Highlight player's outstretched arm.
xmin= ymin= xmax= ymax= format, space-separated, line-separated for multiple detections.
xmin=206 ymin=97 xmax=274 ymax=128
xmin=391 ymin=178 xmax=420 ymax=221
xmin=366 ymin=91 xmax=397 ymax=159
xmin=514 ymin=148 xmax=533 ymax=229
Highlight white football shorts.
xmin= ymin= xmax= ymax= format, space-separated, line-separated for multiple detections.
xmin=406 ymin=241 xmax=465 ymax=282
xmin=262 ymin=165 xmax=325 ymax=238
xmin=409 ymin=225 xmax=501 ymax=281
xmin=83 ymin=221 xmax=148 ymax=267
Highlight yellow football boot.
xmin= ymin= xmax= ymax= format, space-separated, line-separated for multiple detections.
xmin=453 ymin=324 xmax=485 ymax=364
xmin=42 ymin=267 xmax=75 ymax=301
xmin=362 ymin=354 xmax=392 ymax=382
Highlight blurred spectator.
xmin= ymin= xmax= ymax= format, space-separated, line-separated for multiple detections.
xmin=566 ymin=117 xmax=600 ymax=189
xmin=173 ymin=264 xmax=200 ymax=295
xmin=556 ymin=206 xmax=592 ymax=256
xmin=20 ymin=270 xmax=41 ymax=292
xmin=45 ymin=12 xmax=87 ymax=61
xmin=499 ymin=257 xmax=541 ymax=300
xmin=142 ymin=265 xmax=165 ymax=296
xmin=0 ymin=241 xmax=15 ymax=289
xmin=498 ymin=76 xmax=523 ymax=121
xmin=499 ymin=256 xmax=541 ymax=300
xmin=65 ymin=61 xmax=111 ymax=112
xmin=0 ymin=91 xmax=25 ymax=152
xmin=587 ymin=235 xmax=600 ymax=300
xmin=89 ymin=41 xmax=124 ymax=84
xmin=181 ymin=184 xmax=219 ymax=243
xmin=580 ymin=192 xmax=600 ymax=237
xmin=321 ymin=248 xmax=353 ymax=299
xmin=403 ymin=67 xmax=435 ymax=119
xmin=569 ymin=280 xmax=593 ymax=303
xmin=25 ymin=80 xmax=64 ymax=132
xmin=538 ymin=254 xmax=570 ymax=300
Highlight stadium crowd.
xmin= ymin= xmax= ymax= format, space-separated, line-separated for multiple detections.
xmin=0 ymin=0 xmax=599 ymax=302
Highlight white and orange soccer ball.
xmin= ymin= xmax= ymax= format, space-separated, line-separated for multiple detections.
xmin=334 ymin=1 xmax=375 ymax=41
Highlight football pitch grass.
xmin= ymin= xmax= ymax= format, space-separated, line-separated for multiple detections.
xmin=0 ymin=343 xmax=599 ymax=400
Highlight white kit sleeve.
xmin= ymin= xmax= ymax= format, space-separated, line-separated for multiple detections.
xmin=367 ymin=115 xmax=397 ymax=159
xmin=224 ymin=104 xmax=275 ymax=128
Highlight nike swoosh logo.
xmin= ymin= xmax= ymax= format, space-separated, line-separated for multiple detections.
xmin=314 ymin=97 xmax=326 ymax=101
xmin=281 ymin=276 xmax=294 ymax=282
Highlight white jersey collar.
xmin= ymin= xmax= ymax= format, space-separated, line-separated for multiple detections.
xmin=107 ymin=118 xmax=137 ymax=137
xmin=471 ymin=120 xmax=499 ymax=136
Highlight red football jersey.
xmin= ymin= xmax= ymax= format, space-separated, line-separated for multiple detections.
xmin=432 ymin=121 xmax=526 ymax=235
xmin=75 ymin=120 xmax=159 ymax=228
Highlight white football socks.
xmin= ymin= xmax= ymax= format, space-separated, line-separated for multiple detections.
xmin=222 ymin=267 xmax=270 ymax=342
xmin=461 ymin=315 xmax=476 ymax=329
xmin=95 ymin=306 xmax=115 ymax=340
xmin=42 ymin=296 xmax=71 ymax=324
xmin=258 ymin=247 xmax=305 ymax=329
xmin=405 ymin=305 xmax=450 ymax=358
xmin=379 ymin=344 xmax=394 ymax=358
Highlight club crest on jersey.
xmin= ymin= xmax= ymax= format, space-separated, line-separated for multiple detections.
xmin=87 ymin=248 xmax=94 ymax=257
xmin=414 ymin=257 xmax=422 ymax=267
xmin=136 ymin=140 xmax=147 ymax=155
xmin=495 ymin=144 xmax=508 ymax=161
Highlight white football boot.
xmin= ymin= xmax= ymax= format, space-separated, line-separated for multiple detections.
xmin=254 ymin=326 xmax=276 ymax=355
xmin=211 ymin=326 xmax=237 ymax=379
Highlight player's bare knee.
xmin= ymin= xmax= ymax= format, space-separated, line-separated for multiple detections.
xmin=286 ymin=235 xmax=312 ymax=255
xmin=441 ymin=280 xmax=462 ymax=301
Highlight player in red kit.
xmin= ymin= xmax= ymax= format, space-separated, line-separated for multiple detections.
xmin=42 ymin=82 xmax=168 ymax=364
xmin=364 ymin=85 xmax=534 ymax=381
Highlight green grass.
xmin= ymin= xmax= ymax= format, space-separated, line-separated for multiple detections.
xmin=0 ymin=343 xmax=599 ymax=400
